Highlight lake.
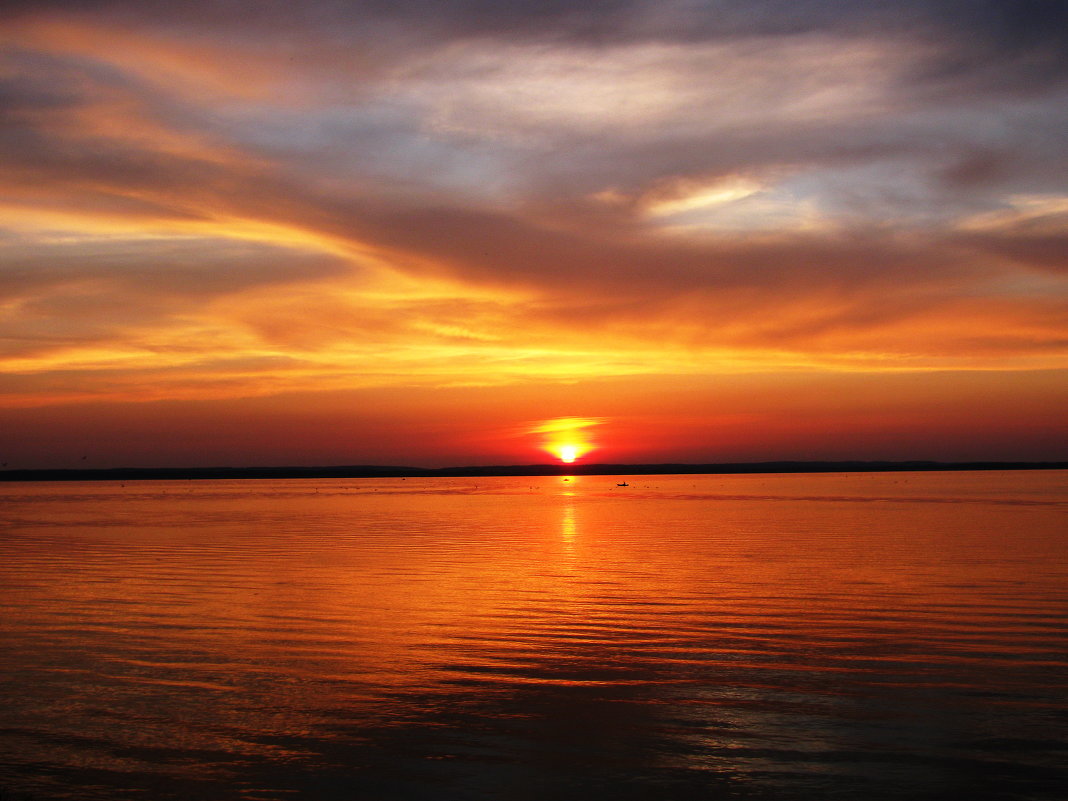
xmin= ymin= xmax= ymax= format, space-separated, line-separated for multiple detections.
xmin=1 ymin=471 xmax=1066 ymax=800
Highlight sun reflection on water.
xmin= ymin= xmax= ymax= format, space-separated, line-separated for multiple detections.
xmin=560 ymin=503 xmax=577 ymax=552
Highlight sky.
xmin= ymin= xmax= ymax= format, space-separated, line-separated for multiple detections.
xmin=1 ymin=0 xmax=1067 ymax=468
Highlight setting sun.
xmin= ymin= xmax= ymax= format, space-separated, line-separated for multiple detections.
xmin=551 ymin=443 xmax=582 ymax=463
xmin=529 ymin=417 xmax=601 ymax=464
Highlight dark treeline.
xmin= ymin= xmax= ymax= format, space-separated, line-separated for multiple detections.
xmin=2 ymin=461 xmax=1066 ymax=482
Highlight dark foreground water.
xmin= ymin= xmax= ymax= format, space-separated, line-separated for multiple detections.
xmin=1 ymin=471 xmax=1066 ymax=800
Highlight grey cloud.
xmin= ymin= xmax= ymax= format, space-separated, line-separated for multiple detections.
xmin=0 ymin=238 xmax=349 ymax=300
xmin=11 ymin=0 xmax=1068 ymax=80
xmin=0 ymin=49 xmax=227 ymax=191
xmin=956 ymin=230 xmax=1068 ymax=274
xmin=915 ymin=0 xmax=1068 ymax=90
xmin=7 ymin=2 xmax=1064 ymax=216
xmin=333 ymin=200 xmax=978 ymax=296
xmin=0 ymin=238 xmax=350 ymax=359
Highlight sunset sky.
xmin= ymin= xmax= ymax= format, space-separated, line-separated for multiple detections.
xmin=2 ymin=0 xmax=1066 ymax=468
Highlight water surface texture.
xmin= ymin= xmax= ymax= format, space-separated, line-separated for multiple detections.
xmin=2 ymin=471 xmax=1066 ymax=800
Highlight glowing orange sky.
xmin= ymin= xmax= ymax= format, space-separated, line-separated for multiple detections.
xmin=0 ymin=2 xmax=1066 ymax=468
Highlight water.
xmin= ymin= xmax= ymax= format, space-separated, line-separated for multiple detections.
xmin=1 ymin=471 xmax=1066 ymax=800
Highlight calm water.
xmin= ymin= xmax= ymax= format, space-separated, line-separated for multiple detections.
xmin=1 ymin=471 xmax=1066 ymax=800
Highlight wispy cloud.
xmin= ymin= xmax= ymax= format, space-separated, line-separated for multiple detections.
xmin=0 ymin=0 xmax=1065 ymax=464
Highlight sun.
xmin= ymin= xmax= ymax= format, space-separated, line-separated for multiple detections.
xmin=555 ymin=444 xmax=580 ymax=463
xmin=547 ymin=441 xmax=590 ymax=463
xmin=529 ymin=417 xmax=601 ymax=464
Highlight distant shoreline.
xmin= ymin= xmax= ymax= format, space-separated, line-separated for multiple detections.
xmin=1 ymin=461 xmax=1065 ymax=482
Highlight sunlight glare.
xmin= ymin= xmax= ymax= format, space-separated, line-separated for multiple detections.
xmin=556 ymin=444 xmax=579 ymax=463
xmin=531 ymin=416 xmax=601 ymax=464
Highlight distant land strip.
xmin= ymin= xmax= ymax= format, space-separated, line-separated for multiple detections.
xmin=2 ymin=461 xmax=1066 ymax=482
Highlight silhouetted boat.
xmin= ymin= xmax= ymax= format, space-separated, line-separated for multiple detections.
xmin=617 ymin=482 xmax=629 ymax=487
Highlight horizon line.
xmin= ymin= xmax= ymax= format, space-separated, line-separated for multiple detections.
xmin=2 ymin=459 xmax=1066 ymax=482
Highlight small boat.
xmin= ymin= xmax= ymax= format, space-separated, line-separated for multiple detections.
xmin=617 ymin=482 xmax=629 ymax=487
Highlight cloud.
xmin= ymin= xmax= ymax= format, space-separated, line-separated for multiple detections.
xmin=0 ymin=0 xmax=1065 ymax=417
xmin=528 ymin=417 xmax=604 ymax=436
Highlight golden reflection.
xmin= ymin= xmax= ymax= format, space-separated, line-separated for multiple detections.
xmin=560 ymin=502 xmax=577 ymax=552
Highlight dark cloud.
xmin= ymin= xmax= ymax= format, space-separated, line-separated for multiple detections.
xmin=0 ymin=239 xmax=348 ymax=300
xmin=924 ymin=0 xmax=1068 ymax=75
xmin=340 ymin=202 xmax=958 ymax=294
xmin=0 ymin=49 xmax=228 ymax=196
xmin=956 ymin=230 xmax=1068 ymax=274
xmin=9 ymin=0 xmax=1068 ymax=69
